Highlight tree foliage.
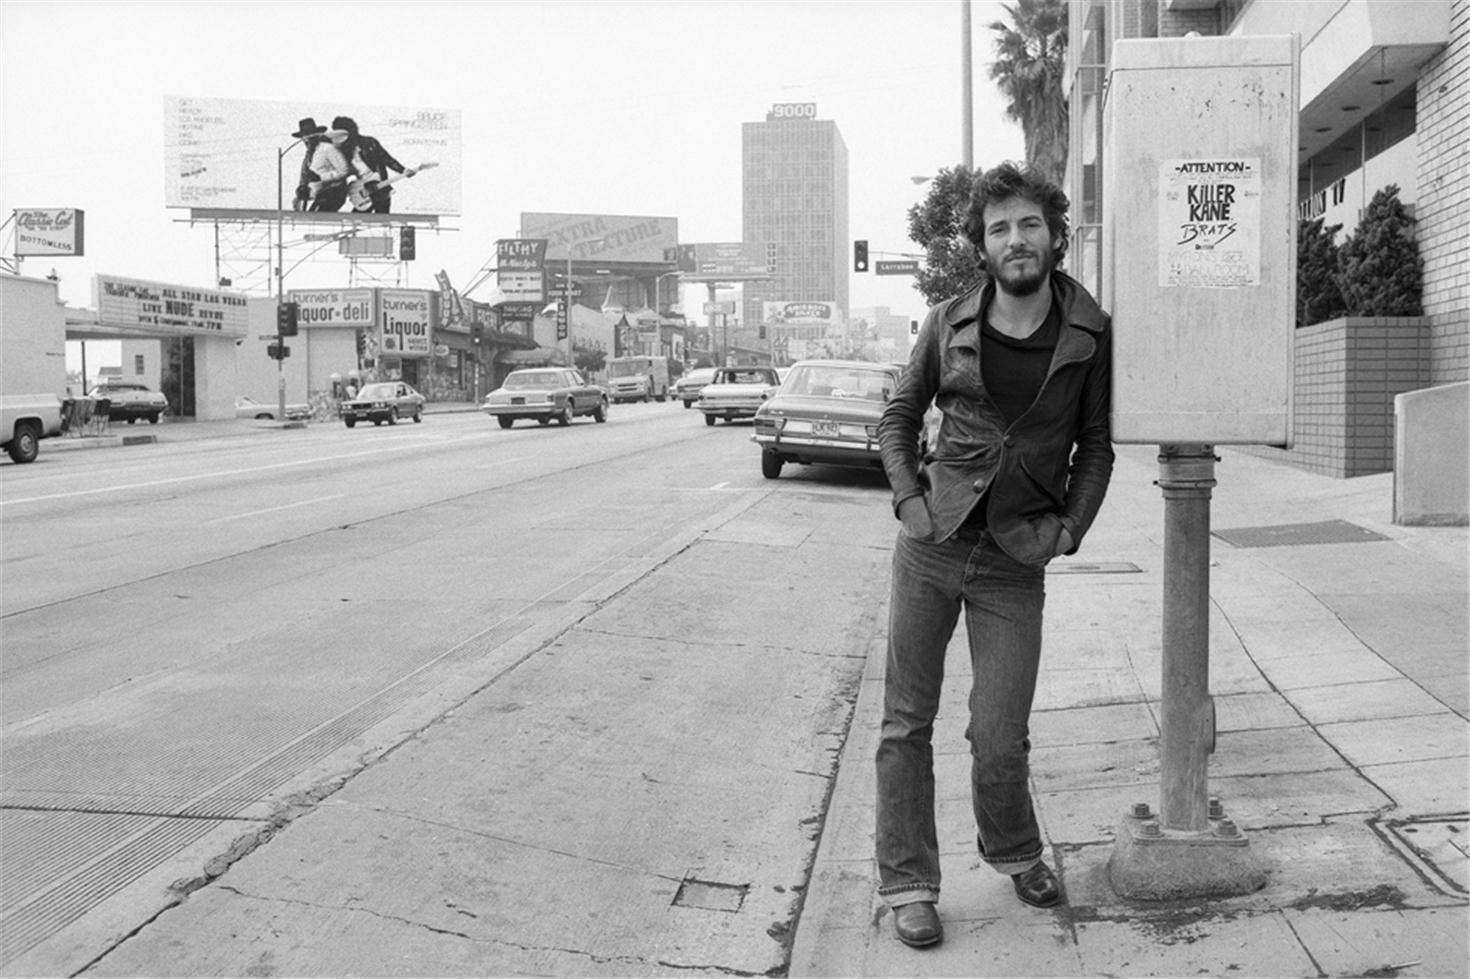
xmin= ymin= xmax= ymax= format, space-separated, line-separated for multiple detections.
xmin=907 ymin=165 xmax=986 ymax=307
xmin=1296 ymin=216 xmax=1345 ymax=326
xmin=987 ymin=0 xmax=1069 ymax=186
xmin=1336 ymin=184 xmax=1423 ymax=317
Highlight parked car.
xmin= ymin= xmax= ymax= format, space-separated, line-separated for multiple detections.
xmin=87 ymin=382 xmax=168 ymax=424
xmin=481 ymin=368 xmax=608 ymax=428
xmin=674 ymin=367 xmax=717 ymax=409
xmin=340 ymin=381 xmax=425 ymax=428
xmin=751 ymin=359 xmax=904 ymax=479
xmin=236 ymin=395 xmax=310 ymax=421
xmin=697 ymin=366 xmax=781 ymax=426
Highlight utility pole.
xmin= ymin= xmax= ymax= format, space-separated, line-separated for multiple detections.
xmin=962 ymin=0 xmax=974 ymax=170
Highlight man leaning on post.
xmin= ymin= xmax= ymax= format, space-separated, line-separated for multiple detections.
xmin=874 ymin=160 xmax=1114 ymax=948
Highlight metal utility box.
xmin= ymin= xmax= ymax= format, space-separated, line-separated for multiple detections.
xmin=1104 ymin=35 xmax=1299 ymax=446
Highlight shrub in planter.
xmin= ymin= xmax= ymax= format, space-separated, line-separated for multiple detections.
xmin=1297 ymin=216 xmax=1346 ymax=326
xmin=1336 ymin=184 xmax=1423 ymax=317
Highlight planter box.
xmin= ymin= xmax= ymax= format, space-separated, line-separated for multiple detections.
xmin=1265 ymin=317 xmax=1431 ymax=478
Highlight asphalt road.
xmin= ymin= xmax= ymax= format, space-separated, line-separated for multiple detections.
xmin=0 ymin=404 xmax=899 ymax=974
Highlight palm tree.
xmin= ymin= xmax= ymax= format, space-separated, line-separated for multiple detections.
xmin=987 ymin=0 xmax=1069 ymax=185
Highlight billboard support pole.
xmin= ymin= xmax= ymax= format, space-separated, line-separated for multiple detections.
xmin=276 ymin=138 xmax=304 ymax=420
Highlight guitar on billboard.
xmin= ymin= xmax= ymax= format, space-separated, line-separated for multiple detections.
xmin=347 ymin=162 xmax=439 ymax=212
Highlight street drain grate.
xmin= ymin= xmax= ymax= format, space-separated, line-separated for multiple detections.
xmin=1048 ymin=561 xmax=1142 ymax=575
xmin=672 ymin=878 xmax=747 ymax=912
xmin=1213 ymin=519 xmax=1390 ymax=549
xmin=1372 ymin=815 xmax=1468 ymax=895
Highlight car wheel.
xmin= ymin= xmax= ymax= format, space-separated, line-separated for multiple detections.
xmin=255 ymin=413 xmax=272 ymax=420
xmin=412 ymin=408 xmax=423 ymax=423
xmin=388 ymin=408 xmax=399 ymax=426
xmin=126 ymin=418 xmax=137 ymax=425
xmin=682 ymin=399 xmax=691 ymax=409
xmin=345 ymin=417 xmax=356 ymax=428
xmin=6 ymin=420 xmax=40 ymax=463
xmin=373 ymin=419 xmax=383 ymax=426
xmin=557 ymin=403 xmax=573 ymax=426
xmin=537 ymin=417 xmax=550 ymax=426
xmin=148 ymin=414 xmax=160 ymax=424
xmin=761 ymin=449 xmax=784 ymax=480
xmin=704 ymin=414 xmax=715 ymax=427
xmin=497 ymin=416 xmax=514 ymax=429
xmin=593 ymin=398 xmax=607 ymax=423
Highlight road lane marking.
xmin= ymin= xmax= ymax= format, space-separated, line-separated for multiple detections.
xmin=207 ymin=494 xmax=346 ymax=524
xmin=0 ymin=437 xmax=488 ymax=507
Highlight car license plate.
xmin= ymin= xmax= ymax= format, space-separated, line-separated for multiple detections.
xmin=814 ymin=420 xmax=840 ymax=438
xmin=511 ymin=397 xmax=525 ymax=405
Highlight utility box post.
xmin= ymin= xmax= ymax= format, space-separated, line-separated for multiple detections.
xmin=1103 ymin=34 xmax=1298 ymax=901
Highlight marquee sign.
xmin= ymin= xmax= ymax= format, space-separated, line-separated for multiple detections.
xmin=95 ymin=274 xmax=248 ymax=337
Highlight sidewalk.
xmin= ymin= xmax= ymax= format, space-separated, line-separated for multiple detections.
xmin=793 ymin=443 xmax=1468 ymax=977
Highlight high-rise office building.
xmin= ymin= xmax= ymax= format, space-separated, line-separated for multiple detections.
xmin=741 ymin=104 xmax=849 ymax=339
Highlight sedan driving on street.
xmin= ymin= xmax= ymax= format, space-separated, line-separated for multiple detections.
xmin=674 ymin=367 xmax=717 ymax=408
xmin=751 ymin=359 xmax=903 ymax=479
xmin=481 ymin=368 xmax=608 ymax=428
xmin=697 ymin=366 xmax=780 ymax=426
xmin=340 ymin=381 xmax=425 ymax=428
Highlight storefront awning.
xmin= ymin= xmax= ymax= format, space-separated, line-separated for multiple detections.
xmin=495 ymin=347 xmax=564 ymax=366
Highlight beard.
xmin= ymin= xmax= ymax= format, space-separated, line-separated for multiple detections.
xmin=987 ymin=243 xmax=1056 ymax=297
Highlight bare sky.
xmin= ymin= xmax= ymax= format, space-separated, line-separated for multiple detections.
xmin=2 ymin=0 xmax=1026 ymax=356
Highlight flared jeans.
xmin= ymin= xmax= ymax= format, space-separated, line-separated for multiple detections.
xmin=875 ymin=526 xmax=1047 ymax=907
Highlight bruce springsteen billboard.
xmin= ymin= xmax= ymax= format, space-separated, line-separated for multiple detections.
xmin=164 ymin=96 xmax=461 ymax=216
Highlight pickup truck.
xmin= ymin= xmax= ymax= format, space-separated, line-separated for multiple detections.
xmin=1 ymin=394 xmax=64 ymax=463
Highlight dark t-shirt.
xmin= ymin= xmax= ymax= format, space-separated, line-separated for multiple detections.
xmin=961 ymin=299 xmax=1061 ymax=528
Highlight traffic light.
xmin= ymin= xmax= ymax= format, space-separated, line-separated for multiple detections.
xmin=853 ymin=240 xmax=869 ymax=273
xmin=275 ymin=301 xmax=299 ymax=337
xmin=399 ymin=226 xmax=416 ymax=261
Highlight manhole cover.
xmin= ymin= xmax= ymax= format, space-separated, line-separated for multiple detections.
xmin=672 ymin=878 xmax=747 ymax=912
xmin=1373 ymin=815 xmax=1468 ymax=895
xmin=1048 ymin=561 xmax=1142 ymax=574
xmin=1213 ymin=519 xmax=1390 ymax=549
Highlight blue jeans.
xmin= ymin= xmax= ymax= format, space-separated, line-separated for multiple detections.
xmin=875 ymin=526 xmax=1047 ymax=907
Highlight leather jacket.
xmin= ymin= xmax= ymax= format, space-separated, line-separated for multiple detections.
xmin=878 ymin=270 xmax=1114 ymax=565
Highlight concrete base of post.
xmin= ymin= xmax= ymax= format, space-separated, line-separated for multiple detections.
xmin=1108 ymin=808 xmax=1267 ymax=901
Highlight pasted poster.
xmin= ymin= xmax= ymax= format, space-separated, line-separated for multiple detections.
xmin=379 ymin=289 xmax=432 ymax=358
xmin=1159 ymin=159 xmax=1261 ymax=289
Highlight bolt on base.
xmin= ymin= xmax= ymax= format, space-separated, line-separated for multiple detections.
xmin=1108 ymin=801 xmax=1267 ymax=901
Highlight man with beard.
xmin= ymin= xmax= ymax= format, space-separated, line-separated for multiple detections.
xmin=873 ymin=161 xmax=1113 ymax=948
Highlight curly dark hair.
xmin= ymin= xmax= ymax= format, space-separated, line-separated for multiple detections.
xmin=961 ymin=161 xmax=1070 ymax=265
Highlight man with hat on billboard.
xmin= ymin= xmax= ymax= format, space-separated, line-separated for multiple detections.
xmin=290 ymin=117 xmax=329 ymax=211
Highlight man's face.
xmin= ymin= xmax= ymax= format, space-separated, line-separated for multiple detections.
xmin=981 ymin=197 xmax=1056 ymax=297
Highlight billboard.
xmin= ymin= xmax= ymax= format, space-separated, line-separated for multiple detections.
xmin=95 ymin=275 xmax=248 ymax=338
xmin=681 ymin=242 xmax=774 ymax=280
xmin=164 ymin=96 xmax=461 ymax=215
xmin=13 ymin=208 xmax=84 ymax=256
xmin=763 ymin=301 xmax=838 ymax=326
xmin=520 ymin=213 xmax=678 ymax=265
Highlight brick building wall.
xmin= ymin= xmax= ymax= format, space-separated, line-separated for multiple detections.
xmin=1415 ymin=0 xmax=1469 ymax=385
xmin=1157 ymin=4 xmax=1221 ymax=38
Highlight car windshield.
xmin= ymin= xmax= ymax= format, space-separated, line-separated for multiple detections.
xmin=681 ymin=369 xmax=715 ymax=384
xmin=783 ymin=364 xmax=895 ymax=402
xmin=358 ymin=383 xmax=397 ymax=399
xmin=505 ymin=372 xmax=561 ymax=389
xmin=609 ymin=361 xmax=651 ymax=377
